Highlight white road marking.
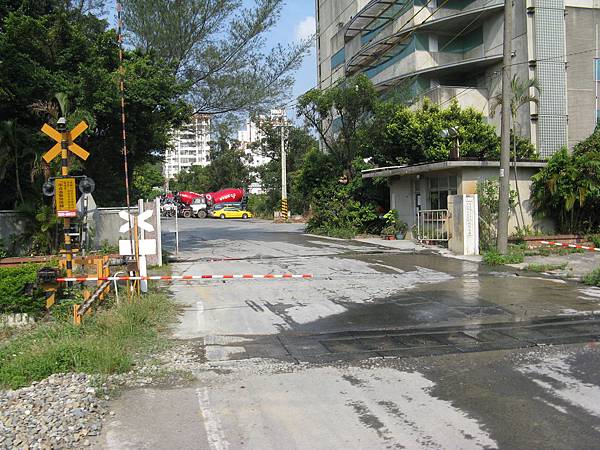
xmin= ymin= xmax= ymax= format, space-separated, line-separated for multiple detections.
xmin=196 ymin=387 xmax=230 ymax=450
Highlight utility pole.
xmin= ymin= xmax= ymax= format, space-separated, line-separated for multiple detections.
xmin=497 ymin=0 xmax=513 ymax=254
xmin=280 ymin=114 xmax=288 ymax=220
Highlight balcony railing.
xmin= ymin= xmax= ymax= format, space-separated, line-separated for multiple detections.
xmin=345 ymin=0 xmax=502 ymax=76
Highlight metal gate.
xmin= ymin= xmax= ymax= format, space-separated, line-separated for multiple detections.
xmin=417 ymin=209 xmax=449 ymax=242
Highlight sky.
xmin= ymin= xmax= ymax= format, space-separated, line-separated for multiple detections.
xmin=109 ymin=1 xmax=317 ymax=118
xmin=264 ymin=1 xmax=317 ymax=101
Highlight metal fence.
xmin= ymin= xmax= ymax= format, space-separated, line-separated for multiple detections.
xmin=417 ymin=209 xmax=449 ymax=242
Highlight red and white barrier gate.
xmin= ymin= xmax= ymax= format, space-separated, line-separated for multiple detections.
xmin=57 ymin=273 xmax=314 ymax=283
xmin=541 ymin=241 xmax=600 ymax=253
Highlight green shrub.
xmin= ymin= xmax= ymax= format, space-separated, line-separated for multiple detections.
xmin=483 ymin=248 xmax=524 ymax=265
xmin=0 ymin=264 xmax=44 ymax=315
xmin=247 ymin=194 xmax=275 ymax=219
xmin=588 ymin=235 xmax=600 ymax=248
xmin=583 ymin=268 xmax=600 ymax=287
xmin=477 ymin=179 xmax=518 ymax=251
xmin=310 ymin=226 xmax=357 ymax=239
xmin=531 ymin=131 xmax=600 ymax=234
xmin=306 ymin=181 xmax=380 ymax=238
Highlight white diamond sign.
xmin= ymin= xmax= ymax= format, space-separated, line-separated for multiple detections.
xmin=119 ymin=209 xmax=154 ymax=233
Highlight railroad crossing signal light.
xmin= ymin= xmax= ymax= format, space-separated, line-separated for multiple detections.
xmin=41 ymin=121 xmax=90 ymax=163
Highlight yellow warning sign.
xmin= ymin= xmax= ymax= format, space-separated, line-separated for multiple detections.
xmin=55 ymin=178 xmax=77 ymax=218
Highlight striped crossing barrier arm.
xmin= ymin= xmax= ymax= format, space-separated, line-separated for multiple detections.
xmin=541 ymin=241 xmax=600 ymax=252
xmin=57 ymin=274 xmax=314 ymax=283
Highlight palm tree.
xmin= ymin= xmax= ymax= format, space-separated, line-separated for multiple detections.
xmin=490 ymin=75 xmax=540 ymax=229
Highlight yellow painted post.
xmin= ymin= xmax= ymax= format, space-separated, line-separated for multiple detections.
xmin=41 ymin=120 xmax=90 ymax=291
xmin=44 ymin=289 xmax=57 ymax=309
xmin=73 ymin=304 xmax=81 ymax=326
xmin=59 ymin=125 xmax=74 ymax=287
xmin=103 ymin=256 xmax=110 ymax=298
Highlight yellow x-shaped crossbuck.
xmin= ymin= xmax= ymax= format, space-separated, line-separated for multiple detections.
xmin=42 ymin=121 xmax=90 ymax=163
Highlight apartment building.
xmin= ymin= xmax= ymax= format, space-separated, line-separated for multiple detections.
xmin=316 ymin=0 xmax=600 ymax=156
xmin=164 ymin=114 xmax=211 ymax=179
xmin=237 ymin=109 xmax=286 ymax=194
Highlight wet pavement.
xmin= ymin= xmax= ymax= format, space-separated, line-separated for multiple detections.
xmin=99 ymin=219 xmax=600 ymax=450
xmin=160 ymin=219 xmax=600 ymax=343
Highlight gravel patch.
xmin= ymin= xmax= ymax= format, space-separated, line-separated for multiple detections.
xmin=0 ymin=373 xmax=108 ymax=449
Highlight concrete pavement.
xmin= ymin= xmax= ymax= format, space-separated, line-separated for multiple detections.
xmin=99 ymin=219 xmax=600 ymax=449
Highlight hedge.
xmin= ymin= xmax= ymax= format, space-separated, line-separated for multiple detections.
xmin=0 ymin=264 xmax=44 ymax=315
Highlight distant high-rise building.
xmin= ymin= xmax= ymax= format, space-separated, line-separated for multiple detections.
xmin=238 ymin=109 xmax=286 ymax=194
xmin=164 ymin=114 xmax=211 ymax=180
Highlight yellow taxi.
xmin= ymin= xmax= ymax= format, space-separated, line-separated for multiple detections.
xmin=212 ymin=206 xmax=253 ymax=219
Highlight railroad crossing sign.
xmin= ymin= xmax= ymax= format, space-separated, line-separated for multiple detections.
xmin=118 ymin=209 xmax=156 ymax=256
xmin=55 ymin=178 xmax=77 ymax=218
xmin=41 ymin=121 xmax=90 ymax=163
xmin=119 ymin=209 xmax=155 ymax=233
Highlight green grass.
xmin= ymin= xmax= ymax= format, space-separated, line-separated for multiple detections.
xmin=0 ymin=325 xmax=19 ymax=343
xmin=483 ymin=248 xmax=525 ymax=265
xmin=583 ymin=268 xmax=600 ymax=287
xmin=524 ymin=246 xmax=586 ymax=257
xmin=0 ymin=291 xmax=177 ymax=390
xmin=524 ymin=263 xmax=568 ymax=273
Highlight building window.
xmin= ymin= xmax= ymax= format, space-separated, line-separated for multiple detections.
xmin=429 ymin=175 xmax=457 ymax=210
xmin=331 ymin=48 xmax=345 ymax=69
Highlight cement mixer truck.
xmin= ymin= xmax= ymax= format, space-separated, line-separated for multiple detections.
xmin=173 ymin=189 xmax=246 ymax=218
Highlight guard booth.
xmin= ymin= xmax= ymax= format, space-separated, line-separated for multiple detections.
xmin=362 ymin=160 xmax=550 ymax=256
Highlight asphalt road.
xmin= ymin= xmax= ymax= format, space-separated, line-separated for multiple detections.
xmin=100 ymin=218 xmax=600 ymax=450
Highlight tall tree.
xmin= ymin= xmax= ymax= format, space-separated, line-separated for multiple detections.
xmin=297 ymin=74 xmax=377 ymax=174
xmin=0 ymin=7 xmax=191 ymax=207
xmin=202 ymin=123 xmax=253 ymax=191
xmin=169 ymin=165 xmax=211 ymax=193
xmin=249 ymin=120 xmax=318 ymax=214
xmin=122 ymin=0 xmax=312 ymax=114
xmin=0 ymin=120 xmax=24 ymax=204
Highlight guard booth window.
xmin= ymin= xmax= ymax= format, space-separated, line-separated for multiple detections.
xmin=429 ymin=175 xmax=458 ymax=209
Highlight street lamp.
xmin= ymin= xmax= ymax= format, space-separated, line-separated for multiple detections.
xmin=440 ymin=126 xmax=460 ymax=160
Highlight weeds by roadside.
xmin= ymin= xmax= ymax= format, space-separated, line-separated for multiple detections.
xmin=583 ymin=268 xmax=600 ymax=287
xmin=0 ymin=291 xmax=177 ymax=390
xmin=309 ymin=226 xmax=357 ymax=239
xmin=524 ymin=263 xmax=568 ymax=273
xmin=483 ymin=248 xmax=525 ymax=265
xmin=526 ymin=246 xmax=586 ymax=257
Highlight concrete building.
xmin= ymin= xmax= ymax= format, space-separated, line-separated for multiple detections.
xmin=363 ymin=160 xmax=550 ymax=237
xmin=316 ymin=0 xmax=600 ymax=156
xmin=237 ymin=110 xmax=286 ymax=194
xmin=164 ymin=114 xmax=211 ymax=179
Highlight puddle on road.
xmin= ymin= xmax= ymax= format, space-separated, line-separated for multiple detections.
xmin=285 ymin=252 xmax=600 ymax=335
